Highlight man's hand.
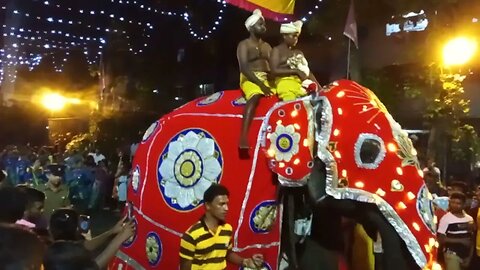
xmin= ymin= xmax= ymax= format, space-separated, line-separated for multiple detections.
xmin=260 ymin=84 xmax=274 ymax=96
xmin=112 ymin=216 xmax=128 ymax=234
xmin=117 ymin=220 xmax=135 ymax=242
xmin=297 ymin=70 xmax=308 ymax=81
xmin=242 ymin=254 xmax=264 ymax=269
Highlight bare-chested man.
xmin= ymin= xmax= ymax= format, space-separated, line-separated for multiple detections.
xmin=237 ymin=9 xmax=274 ymax=155
xmin=270 ymin=21 xmax=318 ymax=100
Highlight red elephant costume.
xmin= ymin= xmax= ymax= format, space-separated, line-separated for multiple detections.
xmin=110 ymin=80 xmax=439 ymax=270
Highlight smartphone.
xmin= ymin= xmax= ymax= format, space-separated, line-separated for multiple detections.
xmin=127 ymin=201 xmax=134 ymax=220
xmin=78 ymin=215 xmax=91 ymax=234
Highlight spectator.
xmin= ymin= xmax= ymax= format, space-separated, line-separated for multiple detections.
xmin=469 ymin=185 xmax=480 ymax=270
xmin=423 ymin=158 xmax=441 ymax=178
xmin=179 ymin=184 xmax=263 ymax=270
xmin=0 ymin=186 xmax=27 ymax=224
xmin=34 ymin=164 xmax=71 ymax=220
xmin=16 ymin=186 xmax=46 ymax=229
xmin=113 ymin=161 xmax=130 ymax=212
xmin=0 ymin=224 xmax=45 ymax=270
xmin=88 ymin=149 xmax=105 ymax=165
xmin=48 ymin=209 xmax=135 ymax=269
xmin=43 ymin=241 xmax=99 ymax=270
xmin=438 ymin=192 xmax=474 ymax=270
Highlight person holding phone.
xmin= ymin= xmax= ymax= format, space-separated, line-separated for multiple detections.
xmin=180 ymin=184 xmax=264 ymax=270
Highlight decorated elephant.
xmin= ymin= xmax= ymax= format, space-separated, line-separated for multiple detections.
xmin=109 ymin=80 xmax=440 ymax=270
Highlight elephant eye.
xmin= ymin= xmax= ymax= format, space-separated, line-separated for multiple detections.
xmin=354 ymin=134 xmax=386 ymax=169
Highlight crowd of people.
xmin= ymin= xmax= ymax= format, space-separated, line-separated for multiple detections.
xmin=0 ymin=143 xmax=137 ymax=269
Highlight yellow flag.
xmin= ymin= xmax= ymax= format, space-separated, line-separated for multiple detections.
xmin=226 ymin=0 xmax=296 ymax=21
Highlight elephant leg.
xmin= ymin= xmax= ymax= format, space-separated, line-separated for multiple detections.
xmin=361 ymin=208 xmax=416 ymax=270
xmin=307 ymin=158 xmax=328 ymax=203
xmin=281 ymin=193 xmax=299 ymax=270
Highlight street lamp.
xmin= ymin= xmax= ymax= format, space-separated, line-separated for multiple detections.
xmin=41 ymin=93 xmax=66 ymax=111
xmin=442 ymin=37 xmax=477 ymax=67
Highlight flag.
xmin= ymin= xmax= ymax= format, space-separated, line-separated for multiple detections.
xmin=343 ymin=0 xmax=358 ymax=48
xmin=226 ymin=0 xmax=296 ymax=21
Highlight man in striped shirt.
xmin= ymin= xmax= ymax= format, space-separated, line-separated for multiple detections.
xmin=180 ymin=184 xmax=264 ymax=270
xmin=437 ymin=192 xmax=474 ymax=270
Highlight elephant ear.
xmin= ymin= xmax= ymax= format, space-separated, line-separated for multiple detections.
xmin=262 ymin=100 xmax=314 ymax=186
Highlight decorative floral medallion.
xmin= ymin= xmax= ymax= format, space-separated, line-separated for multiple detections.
xmin=122 ymin=218 xmax=137 ymax=247
xmin=197 ymin=92 xmax=224 ymax=106
xmin=132 ymin=165 xmax=140 ymax=193
xmin=416 ymin=185 xmax=436 ymax=234
xmin=390 ymin=120 xmax=420 ymax=169
xmin=249 ymin=200 xmax=277 ymax=234
xmin=232 ymin=96 xmax=247 ymax=107
xmin=158 ymin=129 xmax=223 ymax=211
xmin=145 ymin=232 xmax=162 ymax=266
xmin=268 ymin=124 xmax=300 ymax=162
xmin=142 ymin=121 xmax=159 ymax=143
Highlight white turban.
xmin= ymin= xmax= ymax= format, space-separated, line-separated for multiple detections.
xmin=280 ymin=20 xmax=303 ymax=34
xmin=245 ymin=9 xmax=264 ymax=30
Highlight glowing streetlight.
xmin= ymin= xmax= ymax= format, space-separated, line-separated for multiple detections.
xmin=442 ymin=37 xmax=477 ymax=66
xmin=41 ymin=93 xmax=66 ymax=111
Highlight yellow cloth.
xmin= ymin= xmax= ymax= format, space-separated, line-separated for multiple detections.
xmin=247 ymin=0 xmax=296 ymax=14
xmin=352 ymin=224 xmax=375 ymax=270
xmin=477 ymin=210 xmax=480 ymax=256
xmin=240 ymin=72 xmax=276 ymax=100
xmin=275 ymin=76 xmax=307 ymax=101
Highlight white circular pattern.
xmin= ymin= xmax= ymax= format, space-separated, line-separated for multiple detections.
xmin=268 ymin=124 xmax=301 ymax=162
xmin=197 ymin=92 xmax=223 ymax=106
xmin=159 ymin=130 xmax=222 ymax=210
xmin=142 ymin=121 xmax=159 ymax=142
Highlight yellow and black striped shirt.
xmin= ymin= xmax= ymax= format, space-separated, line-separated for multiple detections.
xmin=180 ymin=217 xmax=233 ymax=270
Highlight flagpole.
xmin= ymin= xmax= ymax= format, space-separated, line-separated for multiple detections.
xmin=346 ymin=39 xmax=351 ymax=79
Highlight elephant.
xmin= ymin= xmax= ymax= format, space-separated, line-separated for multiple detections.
xmin=109 ymin=80 xmax=440 ymax=270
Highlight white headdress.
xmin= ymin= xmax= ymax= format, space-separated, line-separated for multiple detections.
xmin=245 ymin=9 xmax=264 ymax=30
xmin=280 ymin=20 xmax=303 ymax=34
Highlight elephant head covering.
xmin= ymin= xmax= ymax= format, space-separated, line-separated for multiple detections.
xmin=245 ymin=9 xmax=264 ymax=30
xmin=280 ymin=20 xmax=303 ymax=34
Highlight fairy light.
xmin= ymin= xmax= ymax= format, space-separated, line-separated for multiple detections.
xmin=293 ymin=123 xmax=301 ymax=130
xmin=397 ymin=202 xmax=407 ymax=210
xmin=387 ymin=143 xmax=397 ymax=152
xmin=354 ymin=181 xmax=364 ymax=188
xmin=291 ymin=110 xmax=298 ymax=117
xmin=333 ymin=129 xmax=340 ymax=136
xmin=303 ymin=139 xmax=309 ymax=147
xmin=341 ymin=169 xmax=347 ymax=178
xmin=376 ymin=188 xmax=386 ymax=197
xmin=293 ymin=158 xmax=300 ymax=165
xmin=336 ymin=91 xmax=345 ymax=98
xmin=337 ymin=108 xmax=343 ymax=115
xmin=334 ymin=151 xmax=342 ymax=159
xmin=396 ymin=167 xmax=403 ymax=175
xmin=407 ymin=192 xmax=416 ymax=200
xmin=412 ymin=222 xmax=421 ymax=231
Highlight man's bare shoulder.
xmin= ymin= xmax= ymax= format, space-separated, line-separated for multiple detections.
xmin=237 ymin=39 xmax=250 ymax=48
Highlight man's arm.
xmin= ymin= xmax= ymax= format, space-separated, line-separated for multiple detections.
xmin=237 ymin=42 xmax=272 ymax=95
xmin=180 ymin=258 xmax=193 ymax=270
xmin=84 ymin=216 xmax=128 ymax=251
xmin=269 ymin=47 xmax=302 ymax=78
xmin=179 ymin=233 xmax=196 ymax=270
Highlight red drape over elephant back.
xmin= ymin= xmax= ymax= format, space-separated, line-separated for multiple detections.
xmin=114 ymin=90 xmax=282 ymax=269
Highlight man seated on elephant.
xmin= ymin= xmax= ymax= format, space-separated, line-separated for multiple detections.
xmin=237 ymin=9 xmax=274 ymax=154
xmin=179 ymin=184 xmax=264 ymax=269
xmin=269 ymin=20 xmax=318 ymax=101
